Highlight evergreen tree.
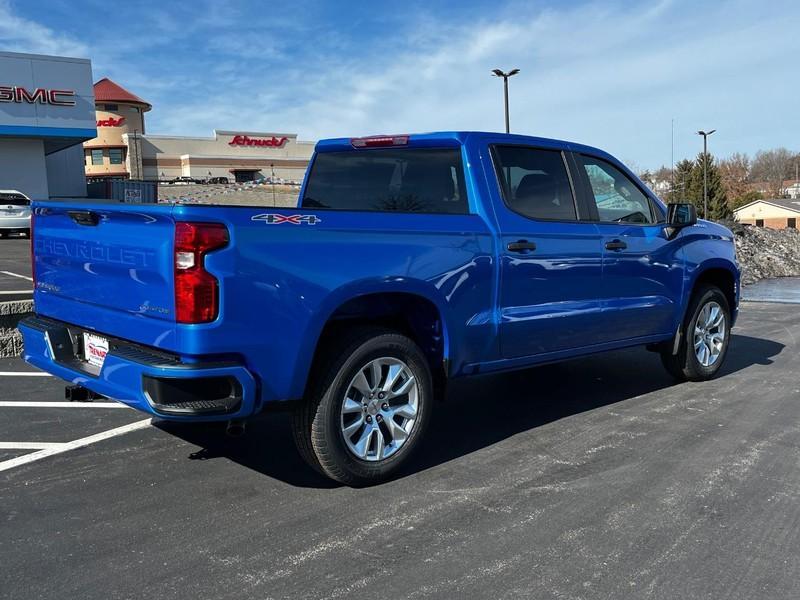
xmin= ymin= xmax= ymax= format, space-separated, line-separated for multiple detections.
xmin=667 ymin=159 xmax=695 ymax=203
xmin=689 ymin=152 xmax=730 ymax=221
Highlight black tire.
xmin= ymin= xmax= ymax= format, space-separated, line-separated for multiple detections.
xmin=292 ymin=327 xmax=433 ymax=486
xmin=661 ymin=285 xmax=731 ymax=382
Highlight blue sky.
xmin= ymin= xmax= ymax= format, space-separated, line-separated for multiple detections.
xmin=1 ymin=0 xmax=798 ymax=170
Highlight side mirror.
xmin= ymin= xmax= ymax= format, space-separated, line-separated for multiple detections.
xmin=667 ymin=203 xmax=697 ymax=227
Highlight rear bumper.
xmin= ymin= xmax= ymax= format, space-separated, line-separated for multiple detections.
xmin=0 ymin=216 xmax=30 ymax=229
xmin=20 ymin=315 xmax=259 ymax=421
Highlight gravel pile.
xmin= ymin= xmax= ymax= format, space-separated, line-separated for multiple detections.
xmin=159 ymin=183 xmax=299 ymax=207
xmin=724 ymin=221 xmax=800 ymax=285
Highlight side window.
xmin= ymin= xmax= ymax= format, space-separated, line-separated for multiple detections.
xmin=579 ymin=155 xmax=654 ymax=224
xmin=492 ymin=146 xmax=576 ymax=221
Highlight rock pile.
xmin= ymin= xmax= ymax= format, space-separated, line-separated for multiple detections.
xmin=724 ymin=221 xmax=800 ymax=285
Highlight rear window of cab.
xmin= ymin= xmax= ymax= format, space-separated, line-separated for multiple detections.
xmin=301 ymin=148 xmax=469 ymax=214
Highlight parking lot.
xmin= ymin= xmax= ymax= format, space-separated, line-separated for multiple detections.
xmin=0 ymin=236 xmax=33 ymax=302
xmin=1 ymin=289 xmax=799 ymax=598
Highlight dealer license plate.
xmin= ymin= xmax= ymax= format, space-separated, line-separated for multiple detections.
xmin=83 ymin=333 xmax=109 ymax=369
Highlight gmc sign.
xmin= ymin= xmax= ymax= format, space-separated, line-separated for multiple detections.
xmin=0 ymin=86 xmax=76 ymax=106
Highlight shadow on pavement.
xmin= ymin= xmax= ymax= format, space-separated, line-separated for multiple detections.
xmin=155 ymin=332 xmax=784 ymax=489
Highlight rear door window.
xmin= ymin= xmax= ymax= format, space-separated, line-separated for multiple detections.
xmin=301 ymin=148 xmax=468 ymax=214
xmin=491 ymin=146 xmax=577 ymax=221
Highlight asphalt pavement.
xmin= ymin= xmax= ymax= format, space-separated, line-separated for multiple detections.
xmin=0 ymin=236 xmax=33 ymax=302
xmin=1 ymin=299 xmax=799 ymax=599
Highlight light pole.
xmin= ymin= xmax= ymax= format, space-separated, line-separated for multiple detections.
xmin=491 ymin=68 xmax=520 ymax=133
xmin=696 ymin=129 xmax=716 ymax=218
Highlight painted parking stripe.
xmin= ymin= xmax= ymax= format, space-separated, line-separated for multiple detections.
xmin=0 ymin=290 xmax=32 ymax=295
xmin=0 ymin=371 xmax=52 ymax=377
xmin=0 ymin=418 xmax=152 ymax=473
xmin=0 ymin=270 xmax=33 ymax=282
xmin=0 ymin=442 xmax=66 ymax=450
xmin=0 ymin=401 xmax=126 ymax=408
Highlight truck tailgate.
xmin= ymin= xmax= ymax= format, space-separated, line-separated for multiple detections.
xmin=33 ymin=202 xmax=178 ymax=349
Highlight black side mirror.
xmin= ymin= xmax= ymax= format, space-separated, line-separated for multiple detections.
xmin=667 ymin=203 xmax=697 ymax=227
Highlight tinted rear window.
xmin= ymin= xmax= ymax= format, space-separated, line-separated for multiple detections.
xmin=492 ymin=146 xmax=576 ymax=221
xmin=0 ymin=194 xmax=29 ymax=206
xmin=301 ymin=148 xmax=468 ymax=214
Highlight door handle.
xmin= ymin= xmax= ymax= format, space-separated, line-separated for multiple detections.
xmin=507 ymin=240 xmax=537 ymax=252
xmin=605 ymin=239 xmax=627 ymax=251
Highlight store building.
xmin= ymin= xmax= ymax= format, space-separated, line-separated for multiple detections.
xmin=0 ymin=51 xmax=96 ymax=199
xmin=83 ymin=79 xmax=314 ymax=183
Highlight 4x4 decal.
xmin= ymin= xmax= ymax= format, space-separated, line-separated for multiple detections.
xmin=251 ymin=214 xmax=322 ymax=225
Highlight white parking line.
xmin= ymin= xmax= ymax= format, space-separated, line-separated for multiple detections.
xmin=0 ymin=442 xmax=66 ymax=450
xmin=0 ymin=270 xmax=33 ymax=282
xmin=0 ymin=418 xmax=152 ymax=472
xmin=0 ymin=401 xmax=125 ymax=408
xmin=0 ymin=372 xmax=52 ymax=377
xmin=0 ymin=290 xmax=32 ymax=295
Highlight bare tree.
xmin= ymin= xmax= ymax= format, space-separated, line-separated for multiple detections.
xmin=719 ymin=152 xmax=751 ymax=204
xmin=750 ymin=148 xmax=794 ymax=197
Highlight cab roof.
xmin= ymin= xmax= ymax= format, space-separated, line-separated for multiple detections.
xmin=315 ymin=131 xmax=617 ymax=163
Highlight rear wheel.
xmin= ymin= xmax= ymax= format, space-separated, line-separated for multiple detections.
xmin=292 ymin=327 xmax=433 ymax=485
xmin=661 ymin=285 xmax=731 ymax=381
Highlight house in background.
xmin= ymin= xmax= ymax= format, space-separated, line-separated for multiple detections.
xmin=734 ymin=198 xmax=800 ymax=229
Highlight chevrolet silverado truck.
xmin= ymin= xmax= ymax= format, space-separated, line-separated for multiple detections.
xmin=20 ymin=132 xmax=740 ymax=485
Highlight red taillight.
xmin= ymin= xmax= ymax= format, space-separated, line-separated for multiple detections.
xmin=174 ymin=222 xmax=228 ymax=324
xmin=350 ymin=135 xmax=409 ymax=148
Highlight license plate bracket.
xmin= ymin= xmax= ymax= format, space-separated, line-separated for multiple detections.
xmin=82 ymin=332 xmax=109 ymax=370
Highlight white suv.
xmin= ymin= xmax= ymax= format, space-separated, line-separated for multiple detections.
xmin=0 ymin=190 xmax=31 ymax=238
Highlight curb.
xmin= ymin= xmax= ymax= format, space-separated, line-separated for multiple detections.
xmin=0 ymin=300 xmax=33 ymax=358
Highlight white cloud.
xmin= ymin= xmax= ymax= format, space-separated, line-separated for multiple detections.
xmin=0 ymin=0 xmax=88 ymax=58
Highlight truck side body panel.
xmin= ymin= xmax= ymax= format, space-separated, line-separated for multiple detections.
xmin=20 ymin=131 xmax=740 ymax=421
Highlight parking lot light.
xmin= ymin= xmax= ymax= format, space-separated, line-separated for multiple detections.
xmin=491 ymin=68 xmax=520 ymax=134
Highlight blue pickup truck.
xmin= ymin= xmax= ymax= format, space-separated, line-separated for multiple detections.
xmin=21 ymin=132 xmax=739 ymax=484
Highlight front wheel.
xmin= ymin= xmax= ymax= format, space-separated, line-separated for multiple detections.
xmin=661 ymin=285 xmax=731 ymax=381
xmin=292 ymin=328 xmax=433 ymax=486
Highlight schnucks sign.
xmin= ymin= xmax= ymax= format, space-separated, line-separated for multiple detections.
xmin=97 ymin=117 xmax=125 ymax=127
xmin=228 ymin=135 xmax=288 ymax=148
xmin=0 ymin=86 xmax=76 ymax=106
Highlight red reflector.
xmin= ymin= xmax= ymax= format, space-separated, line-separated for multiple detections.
xmin=174 ymin=222 xmax=229 ymax=324
xmin=350 ymin=135 xmax=409 ymax=148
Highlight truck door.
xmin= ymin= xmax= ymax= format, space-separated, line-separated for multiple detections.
xmin=487 ymin=144 xmax=606 ymax=358
xmin=572 ymin=152 xmax=684 ymax=341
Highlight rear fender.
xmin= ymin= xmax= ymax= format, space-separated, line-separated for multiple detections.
xmin=288 ymin=278 xmax=453 ymax=400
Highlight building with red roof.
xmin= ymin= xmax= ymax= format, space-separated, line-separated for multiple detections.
xmin=84 ymin=78 xmax=152 ymax=180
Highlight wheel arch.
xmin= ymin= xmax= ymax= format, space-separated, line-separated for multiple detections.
xmin=689 ymin=263 xmax=738 ymax=317
xmin=293 ymin=281 xmax=453 ymax=402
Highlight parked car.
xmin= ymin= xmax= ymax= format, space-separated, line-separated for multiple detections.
xmin=170 ymin=176 xmax=197 ymax=185
xmin=21 ymin=132 xmax=740 ymax=485
xmin=0 ymin=190 xmax=31 ymax=237
xmin=207 ymin=177 xmax=229 ymax=184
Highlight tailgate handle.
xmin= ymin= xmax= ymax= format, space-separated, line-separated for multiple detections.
xmin=68 ymin=210 xmax=100 ymax=226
